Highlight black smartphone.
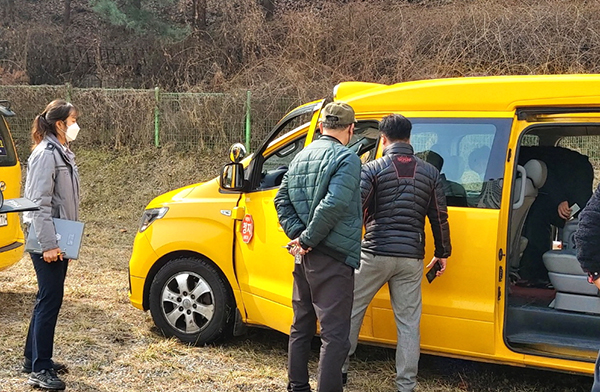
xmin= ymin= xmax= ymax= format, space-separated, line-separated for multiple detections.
xmin=426 ymin=260 xmax=442 ymax=283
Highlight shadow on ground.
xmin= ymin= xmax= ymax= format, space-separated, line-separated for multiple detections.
xmin=235 ymin=327 xmax=594 ymax=392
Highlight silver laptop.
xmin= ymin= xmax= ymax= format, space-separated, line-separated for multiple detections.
xmin=25 ymin=218 xmax=85 ymax=260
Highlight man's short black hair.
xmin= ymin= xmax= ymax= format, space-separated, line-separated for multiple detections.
xmin=380 ymin=114 xmax=412 ymax=141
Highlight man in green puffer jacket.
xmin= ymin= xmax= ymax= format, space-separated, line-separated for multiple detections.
xmin=275 ymin=102 xmax=362 ymax=392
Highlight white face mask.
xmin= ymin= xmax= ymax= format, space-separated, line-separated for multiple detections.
xmin=65 ymin=122 xmax=80 ymax=142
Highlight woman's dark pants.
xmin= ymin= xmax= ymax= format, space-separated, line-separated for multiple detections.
xmin=23 ymin=253 xmax=69 ymax=372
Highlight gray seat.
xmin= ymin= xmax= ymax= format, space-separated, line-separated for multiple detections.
xmin=508 ymin=159 xmax=547 ymax=277
xmin=543 ymin=238 xmax=600 ymax=314
xmin=561 ymin=218 xmax=579 ymax=250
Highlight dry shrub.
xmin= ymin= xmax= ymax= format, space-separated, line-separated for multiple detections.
xmin=0 ymin=85 xmax=68 ymax=158
xmin=4 ymin=0 xmax=600 ymax=153
xmin=235 ymin=0 xmax=600 ymax=91
xmin=72 ymin=88 xmax=156 ymax=149
xmin=159 ymin=91 xmax=247 ymax=150
xmin=5 ymin=0 xmax=600 ymax=92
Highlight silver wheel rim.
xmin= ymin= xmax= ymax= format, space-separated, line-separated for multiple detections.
xmin=160 ymin=271 xmax=215 ymax=334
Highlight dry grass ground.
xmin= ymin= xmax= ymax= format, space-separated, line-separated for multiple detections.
xmin=0 ymin=148 xmax=595 ymax=391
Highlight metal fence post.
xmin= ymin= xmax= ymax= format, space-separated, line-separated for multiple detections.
xmin=154 ymin=87 xmax=160 ymax=148
xmin=245 ymin=90 xmax=251 ymax=152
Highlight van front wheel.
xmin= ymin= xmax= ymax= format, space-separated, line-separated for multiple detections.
xmin=149 ymin=257 xmax=233 ymax=345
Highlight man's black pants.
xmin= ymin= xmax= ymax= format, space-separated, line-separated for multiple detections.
xmin=24 ymin=253 xmax=69 ymax=372
xmin=287 ymin=249 xmax=354 ymax=392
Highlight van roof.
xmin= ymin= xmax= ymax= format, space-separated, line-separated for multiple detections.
xmin=335 ymin=74 xmax=600 ymax=114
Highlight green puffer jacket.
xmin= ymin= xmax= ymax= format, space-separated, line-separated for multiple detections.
xmin=274 ymin=135 xmax=363 ymax=269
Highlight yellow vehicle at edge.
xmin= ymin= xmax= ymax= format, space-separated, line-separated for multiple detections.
xmin=0 ymin=100 xmax=23 ymax=271
xmin=129 ymin=75 xmax=600 ymax=375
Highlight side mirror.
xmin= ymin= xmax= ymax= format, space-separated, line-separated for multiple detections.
xmin=220 ymin=163 xmax=245 ymax=191
xmin=229 ymin=143 xmax=247 ymax=163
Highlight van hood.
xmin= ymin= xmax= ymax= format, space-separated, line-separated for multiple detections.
xmin=145 ymin=179 xmax=220 ymax=209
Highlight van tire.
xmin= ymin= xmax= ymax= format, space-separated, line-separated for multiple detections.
xmin=149 ymin=257 xmax=234 ymax=345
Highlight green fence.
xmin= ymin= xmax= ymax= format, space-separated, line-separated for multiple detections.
xmin=0 ymin=85 xmax=301 ymax=160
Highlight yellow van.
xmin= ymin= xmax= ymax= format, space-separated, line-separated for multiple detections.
xmin=0 ymin=100 xmax=24 ymax=270
xmin=129 ymin=75 xmax=600 ymax=375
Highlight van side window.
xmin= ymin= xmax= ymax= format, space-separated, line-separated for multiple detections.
xmin=411 ymin=118 xmax=512 ymax=208
xmin=347 ymin=121 xmax=380 ymax=165
xmin=0 ymin=118 xmax=17 ymax=167
xmin=259 ymin=135 xmax=307 ymax=189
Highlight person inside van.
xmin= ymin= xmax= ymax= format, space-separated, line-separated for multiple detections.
xmin=416 ymin=150 xmax=468 ymax=207
xmin=22 ymin=100 xmax=81 ymax=391
xmin=461 ymin=146 xmax=490 ymax=192
xmin=518 ymin=146 xmax=593 ymax=288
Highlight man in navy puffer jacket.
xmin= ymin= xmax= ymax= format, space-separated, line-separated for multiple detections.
xmin=575 ymin=184 xmax=600 ymax=392
xmin=343 ymin=114 xmax=451 ymax=392
xmin=275 ymin=102 xmax=362 ymax=392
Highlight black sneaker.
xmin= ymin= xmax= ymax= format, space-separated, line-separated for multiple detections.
xmin=27 ymin=369 xmax=66 ymax=390
xmin=22 ymin=358 xmax=67 ymax=374
xmin=342 ymin=372 xmax=348 ymax=385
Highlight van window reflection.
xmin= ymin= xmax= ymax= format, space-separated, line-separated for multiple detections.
xmin=411 ymin=119 xmax=511 ymax=208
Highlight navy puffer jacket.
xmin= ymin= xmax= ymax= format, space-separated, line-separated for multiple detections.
xmin=361 ymin=142 xmax=451 ymax=259
xmin=576 ymin=184 xmax=600 ymax=280
xmin=274 ymin=135 xmax=363 ymax=268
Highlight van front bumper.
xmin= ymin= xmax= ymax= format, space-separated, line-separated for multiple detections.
xmin=128 ymin=232 xmax=159 ymax=311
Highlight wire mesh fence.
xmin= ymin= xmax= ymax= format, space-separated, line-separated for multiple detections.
xmin=0 ymin=85 xmax=301 ymax=160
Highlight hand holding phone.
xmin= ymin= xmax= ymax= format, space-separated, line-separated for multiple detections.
xmin=426 ymin=257 xmax=447 ymax=283
xmin=569 ymin=203 xmax=580 ymax=220
xmin=426 ymin=260 xmax=442 ymax=283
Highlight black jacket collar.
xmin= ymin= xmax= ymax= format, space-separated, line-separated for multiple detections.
xmin=383 ymin=142 xmax=414 ymax=156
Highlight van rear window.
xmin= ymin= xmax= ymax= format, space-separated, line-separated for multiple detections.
xmin=0 ymin=118 xmax=18 ymax=167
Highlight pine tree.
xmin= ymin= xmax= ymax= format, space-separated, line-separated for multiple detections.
xmin=89 ymin=0 xmax=189 ymax=39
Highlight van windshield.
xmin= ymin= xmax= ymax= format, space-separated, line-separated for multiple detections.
xmin=0 ymin=117 xmax=18 ymax=167
xmin=410 ymin=118 xmax=512 ymax=209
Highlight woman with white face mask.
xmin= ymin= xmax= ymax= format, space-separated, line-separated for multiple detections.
xmin=21 ymin=99 xmax=81 ymax=391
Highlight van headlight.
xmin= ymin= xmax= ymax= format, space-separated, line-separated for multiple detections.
xmin=139 ymin=207 xmax=168 ymax=233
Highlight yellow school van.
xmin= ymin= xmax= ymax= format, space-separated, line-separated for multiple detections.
xmin=129 ymin=75 xmax=600 ymax=375
xmin=0 ymin=100 xmax=23 ymax=270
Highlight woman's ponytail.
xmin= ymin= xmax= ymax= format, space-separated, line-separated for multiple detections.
xmin=31 ymin=113 xmax=54 ymax=147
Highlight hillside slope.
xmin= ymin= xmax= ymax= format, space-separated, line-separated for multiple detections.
xmin=1 ymin=0 xmax=600 ymax=100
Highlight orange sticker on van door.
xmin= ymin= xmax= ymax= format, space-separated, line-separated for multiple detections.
xmin=241 ymin=214 xmax=254 ymax=244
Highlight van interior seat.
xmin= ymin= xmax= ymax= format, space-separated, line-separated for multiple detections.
xmin=543 ymin=249 xmax=600 ymax=314
xmin=508 ymin=159 xmax=547 ymax=278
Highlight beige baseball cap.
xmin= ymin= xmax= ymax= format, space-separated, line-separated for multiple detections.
xmin=320 ymin=102 xmax=357 ymax=126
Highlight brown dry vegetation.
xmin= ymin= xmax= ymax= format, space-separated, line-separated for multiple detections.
xmin=0 ymin=147 xmax=595 ymax=391
xmin=4 ymin=1 xmax=600 ymax=154
xmin=3 ymin=0 xmax=600 ymax=390
xmin=3 ymin=1 xmax=600 ymax=94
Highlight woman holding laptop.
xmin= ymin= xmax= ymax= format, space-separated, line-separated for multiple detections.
xmin=22 ymin=99 xmax=81 ymax=391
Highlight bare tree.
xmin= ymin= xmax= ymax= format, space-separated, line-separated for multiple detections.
xmin=2 ymin=0 xmax=15 ymax=21
xmin=262 ymin=0 xmax=274 ymax=21
xmin=192 ymin=0 xmax=207 ymax=30
xmin=64 ymin=0 xmax=71 ymax=28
